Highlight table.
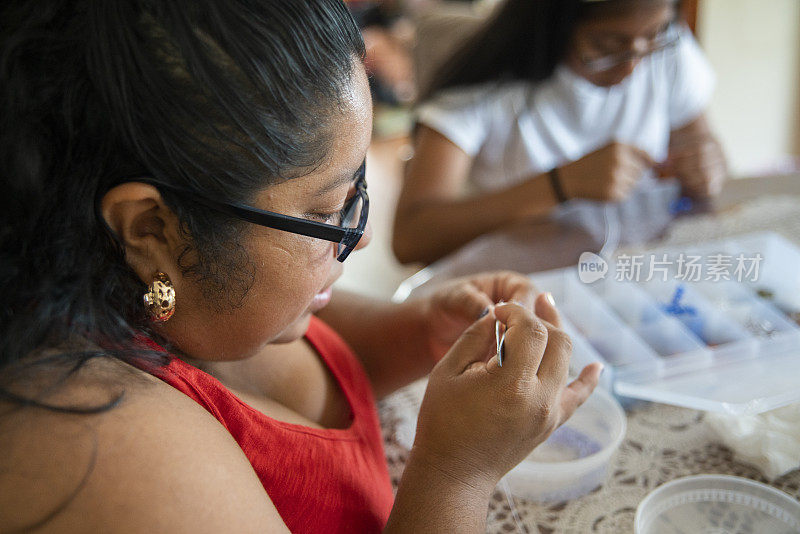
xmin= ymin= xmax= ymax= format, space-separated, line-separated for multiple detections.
xmin=379 ymin=174 xmax=800 ymax=533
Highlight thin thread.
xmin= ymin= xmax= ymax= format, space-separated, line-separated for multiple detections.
xmin=599 ymin=202 xmax=620 ymax=260
xmin=499 ymin=478 xmax=530 ymax=533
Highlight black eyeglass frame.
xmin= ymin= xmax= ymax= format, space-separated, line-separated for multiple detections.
xmin=141 ymin=161 xmax=369 ymax=262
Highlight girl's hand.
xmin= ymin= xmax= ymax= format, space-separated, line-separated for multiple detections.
xmin=664 ymin=115 xmax=728 ymax=199
xmin=411 ymin=297 xmax=603 ymax=490
xmin=664 ymin=136 xmax=727 ymax=199
xmin=421 ymin=271 xmax=539 ymax=363
xmin=559 ymin=141 xmax=654 ymax=202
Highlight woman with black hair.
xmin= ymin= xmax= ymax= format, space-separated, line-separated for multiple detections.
xmin=0 ymin=0 xmax=600 ymax=531
xmin=393 ymin=0 xmax=727 ymax=264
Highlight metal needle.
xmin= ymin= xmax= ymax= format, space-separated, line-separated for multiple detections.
xmin=495 ymin=319 xmax=506 ymax=367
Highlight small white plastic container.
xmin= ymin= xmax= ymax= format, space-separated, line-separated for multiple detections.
xmin=635 ymin=474 xmax=800 ymax=534
xmin=502 ymin=387 xmax=626 ymax=503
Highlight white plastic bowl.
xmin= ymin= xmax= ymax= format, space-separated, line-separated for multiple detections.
xmin=635 ymin=474 xmax=800 ymax=534
xmin=502 ymin=387 xmax=626 ymax=502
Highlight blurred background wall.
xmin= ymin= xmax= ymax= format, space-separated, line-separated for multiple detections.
xmin=698 ymin=0 xmax=800 ymax=177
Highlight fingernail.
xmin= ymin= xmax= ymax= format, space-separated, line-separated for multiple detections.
xmin=478 ymin=306 xmax=490 ymax=319
xmin=544 ymin=292 xmax=556 ymax=307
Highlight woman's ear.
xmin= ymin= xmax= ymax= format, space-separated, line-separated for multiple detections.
xmin=100 ymin=182 xmax=183 ymax=284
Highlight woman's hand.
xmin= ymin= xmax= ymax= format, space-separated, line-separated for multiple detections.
xmin=317 ymin=274 xmax=540 ymax=399
xmin=421 ymin=271 xmax=539 ymax=363
xmin=411 ymin=296 xmax=603 ymax=490
xmin=559 ymin=141 xmax=654 ymax=202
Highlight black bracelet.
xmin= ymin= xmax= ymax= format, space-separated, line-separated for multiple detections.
xmin=549 ymin=167 xmax=568 ymax=204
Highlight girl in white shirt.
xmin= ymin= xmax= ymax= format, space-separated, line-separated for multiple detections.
xmin=393 ymin=0 xmax=726 ymax=264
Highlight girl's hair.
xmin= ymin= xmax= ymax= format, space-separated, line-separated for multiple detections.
xmin=0 ymin=0 xmax=365 ymax=411
xmin=421 ymin=0 xmax=681 ymax=100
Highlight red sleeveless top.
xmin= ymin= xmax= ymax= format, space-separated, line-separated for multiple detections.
xmin=141 ymin=317 xmax=394 ymax=533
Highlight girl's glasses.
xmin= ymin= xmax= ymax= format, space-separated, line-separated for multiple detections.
xmin=145 ymin=160 xmax=369 ymax=262
xmin=581 ymin=23 xmax=681 ymax=73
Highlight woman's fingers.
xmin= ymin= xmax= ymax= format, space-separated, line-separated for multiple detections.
xmin=556 ymin=363 xmax=603 ymax=426
xmin=492 ymin=302 xmax=549 ymax=378
xmin=435 ymin=311 xmax=497 ymax=374
xmin=467 ymin=272 xmax=539 ymax=312
xmin=533 ymin=323 xmax=573 ymax=393
xmin=437 ymin=276 xmax=579 ymax=390
xmin=498 ymin=276 xmax=538 ymax=311
xmin=438 ymin=280 xmax=495 ymax=322
xmin=533 ymin=292 xmax=560 ymax=328
xmin=436 ymin=272 xmax=538 ymax=326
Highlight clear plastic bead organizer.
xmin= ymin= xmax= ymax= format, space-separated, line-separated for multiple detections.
xmin=530 ymin=231 xmax=800 ymax=415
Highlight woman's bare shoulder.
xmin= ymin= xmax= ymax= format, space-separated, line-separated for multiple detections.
xmin=0 ymin=357 xmax=289 ymax=533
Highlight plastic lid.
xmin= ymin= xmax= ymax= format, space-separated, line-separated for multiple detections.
xmin=635 ymin=474 xmax=800 ymax=534
xmin=613 ymin=346 xmax=800 ymax=414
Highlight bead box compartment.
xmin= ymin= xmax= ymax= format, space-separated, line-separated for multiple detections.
xmin=530 ymin=232 xmax=800 ymax=415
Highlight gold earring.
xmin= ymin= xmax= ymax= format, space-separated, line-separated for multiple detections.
xmin=144 ymin=272 xmax=176 ymax=323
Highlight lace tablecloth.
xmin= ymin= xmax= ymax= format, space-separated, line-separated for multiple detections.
xmin=378 ymin=195 xmax=800 ymax=533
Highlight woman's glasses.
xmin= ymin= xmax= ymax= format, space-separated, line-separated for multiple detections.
xmin=581 ymin=23 xmax=681 ymax=73
xmin=146 ymin=160 xmax=369 ymax=262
